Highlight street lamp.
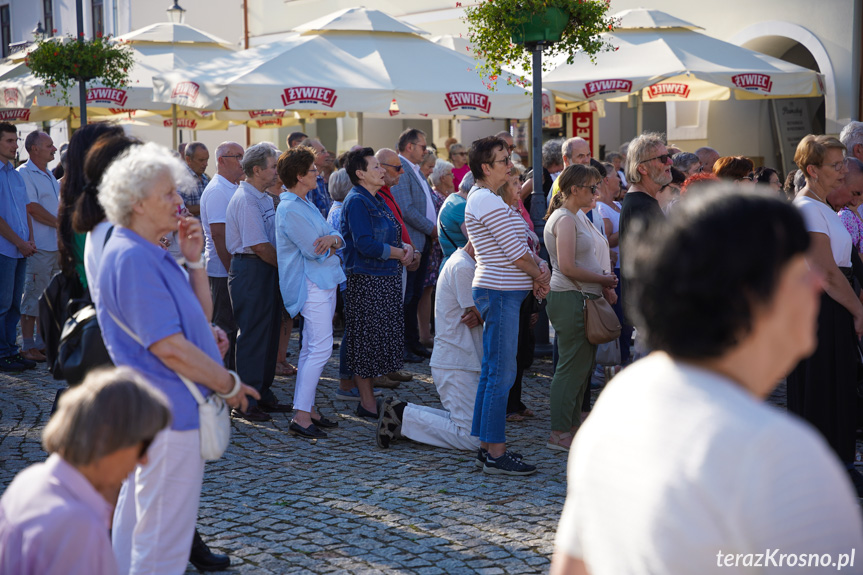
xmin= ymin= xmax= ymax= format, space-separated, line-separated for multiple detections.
xmin=166 ymin=0 xmax=186 ymax=24
xmin=31 ymin=21 xmax=45 ymax=41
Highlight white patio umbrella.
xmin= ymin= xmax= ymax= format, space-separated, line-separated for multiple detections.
xmin=543 ymin=9 xmax=824 ymax=131
xmin=153 ymin=7 xmax=532 ymax=126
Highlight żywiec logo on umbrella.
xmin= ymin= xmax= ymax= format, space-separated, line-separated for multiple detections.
xmin=171 ymin=82 xmax=201 ymax=105
xmin=646 ymin=83 xmax=691 ymax=100
xmin=0 ymin=109 xmax=30 ymax=122
xmin=87 ymin=88 xmax=129 ymax=106
xmin=281 ymin=87 xmax=337 ymax=108
xmin=582 ymin=80 xmax=633 ymax=99
xmin=249 ymin=110 xmax=288 ymax=119
xmin=445 ymin=92 xmax=491 ymax=114
xmin=4 ymin=88 xmax=19 ymax=107
xmin=253 ymin=119 xmax=286 ymax=128
xmin=731 ymin=74 xmax=773 ymax=93
xmin=163 ymin=118 xmax=198 ymax=129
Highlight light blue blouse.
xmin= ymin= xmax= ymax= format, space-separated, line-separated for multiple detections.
xmin=276 ymin=191 xmax=346 ymax=317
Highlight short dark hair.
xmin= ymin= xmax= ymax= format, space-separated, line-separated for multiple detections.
xmin=345 ymin=147 xmax=375 ymax=187
xmin=669 ymin=166 xmax=686 ymax=186
xmin=397 ymin=128 xmax=425 ymax=153
xmin=623 ymin=187 xmax=809 ymax=359
xmin=74 ymin=134 xmax=140 ymax=233
xmin=184 ymin=141 xmax=207 ymax=158
xmin=590 ymin=158 xmax=607 ymax=178
xmin=0 ymin=122 xmax=16 ymax=137
xmin=24 ymin=131 xmax=44 ymax=153
xmin=468 ymin=136 xmax=506 ymax=180
xmin=754 ymin=166 xmax=779 ymax=186
xmin=287 ymin=131 xmax=308 ymax=148
xmin=277 ymin=145 xmax=316 ymax=189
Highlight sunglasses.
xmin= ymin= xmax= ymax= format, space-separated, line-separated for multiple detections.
xmin=640 ymin=154 xmax=672 ymax=165
xmin=581 ymin=184 xmax=600 ymax=194
xmin=380 ymin=162 xmax=404 ymax=172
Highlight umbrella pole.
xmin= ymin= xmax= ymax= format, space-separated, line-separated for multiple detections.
xmin=636 ymin=92 xmax=643 ymax=136
xmin=76 ymin=0 xmax=87 ymax=126
xmin=357 ymin=113 xmax=364 ymax=146
xmin=172 ymin=104 xmax=178 ymax=151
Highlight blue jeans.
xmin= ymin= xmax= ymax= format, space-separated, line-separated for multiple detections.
xmin=0 ymin=254 xmax=26 ymax=357
xmin=471 ymin=288 xmax=529 ymax=444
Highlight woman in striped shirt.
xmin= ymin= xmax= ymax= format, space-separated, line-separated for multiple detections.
xmin=465 ymin=136 xmax=550 ymax=476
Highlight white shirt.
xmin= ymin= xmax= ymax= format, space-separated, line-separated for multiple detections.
xmin=17 ymin=160 xmax=59 ymax=251
xmin=794 ymin=195 xmax=852 ymax=267
xmin=596 ymin=201 xmax=621 ymax=265
xmin=83 ymin=221 xmax=113 ymax=303
xmin=429 ymin=248 xmax=483 ymax=372
xmin=200 ymin=174 xmax=239 ymax=277
xmin=400 ymin=154 xmax=436 ymax=227
xmin=555 ymin=353 xmax=863 ymax=574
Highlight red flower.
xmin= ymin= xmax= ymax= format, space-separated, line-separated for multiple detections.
xmin=456 ymin=1 xmax=461 ymax=5
xmin=79 ymin=32 xmax=84 ymax=36
xmin=52 ymin=28 xmax=57 ymax=34
xmin=96 ymin=31 xmax=102 ymax=38
xmin=53 ymin=51 xmax=58 ymax=56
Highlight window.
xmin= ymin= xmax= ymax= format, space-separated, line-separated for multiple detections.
xmin=91 ymin=0 xmax=104 ymax=37
xmin=0 ymin=6 xmax=10 ymax=58
xmin=43 ymin=0 xmax=54 ymax=36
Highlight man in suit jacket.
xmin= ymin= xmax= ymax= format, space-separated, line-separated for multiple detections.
xmin=391 ymin=128 xmax=437 ymax=360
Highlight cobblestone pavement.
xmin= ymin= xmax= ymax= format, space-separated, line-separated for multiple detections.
xmin=1 ymin=334 xmax=571 ymax=575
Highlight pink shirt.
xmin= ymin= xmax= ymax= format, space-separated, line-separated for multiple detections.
xmin=0 ymin=454 xmax=117 ymax=575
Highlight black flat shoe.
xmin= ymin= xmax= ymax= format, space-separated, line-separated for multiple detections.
xmin=258 ymin=400 xmax=293 ymax=413
xmin=356 ymin=401 xmax=380 ymax=419
xmin=312 ymin=415 xmax=339 ymax=428
xmin=290 ymin=421 xmax=327 ymax=439
xmin=190 ymin=529 xmax=230 ymax=572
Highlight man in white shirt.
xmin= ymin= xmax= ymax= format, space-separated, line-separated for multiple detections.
xmin=18 ymin=131 xmax=59 ymax=362
xmin=391 ymin=128 xmax=437 ymax=360
xmin=376 ymin=244 xmax=483 ymax=451
xmin=201 ymin=141 xmax=244 ymax=370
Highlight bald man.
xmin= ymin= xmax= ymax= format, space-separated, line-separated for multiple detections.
xmin=695 ymin=147 xmax=720 ymax=175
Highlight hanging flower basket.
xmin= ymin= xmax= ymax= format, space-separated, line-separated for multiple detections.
xmin=463 ymin=0 xmax=616 ymax=89
xmin=25 ymin=33 xmax=134 ymax=106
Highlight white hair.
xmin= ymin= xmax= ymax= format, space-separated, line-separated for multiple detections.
xmin=840 ymin=121 xmax=863 ymax=156
xmin=459 ymin=171 xmax=475 ymax=194
xmin=625 ymin=132 xmax=666 ymax=184
xmin=242 ymin=142 xmax=279 ymax=177
xmin=98 ymin=142 xmax=193 ymax=228
xmin=431 ymin=159 xmax=454 ymax=188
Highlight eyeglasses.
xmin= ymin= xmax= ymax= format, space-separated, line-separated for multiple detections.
xmin=221 ymin=154 xmax=243 ymax=159
xmin=453 ymin=152 xmax=468 ymax=157
xmin=308 ymin=166 xmax=319 ymax=173
xmin=489 ymin=155 xmax=512 ymax=166
xmin=821 ymin=161 xmax=845 ymax=172
xmin=640 ymin=154 xmax=672 ymax=165
xmin=507 ymin=145 xmax=516 ymax=152
xmin=380 ymin=162 xmax=404 ymax=172
xmin=139 ymin=437 xmax=154 ymax=458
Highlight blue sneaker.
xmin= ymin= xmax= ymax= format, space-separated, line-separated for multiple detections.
xmin=475 ymin=448 xmax=523 ymax=468
xmin=334 ymin=387 xmax=383 ymax=401
xmin=482 ymin=451 xmax=536 ymax=476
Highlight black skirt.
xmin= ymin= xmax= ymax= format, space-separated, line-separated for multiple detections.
xmin=786 ymin=291 xmax=858 ymax=464
xmin=344 ymin=273 xmax=404 ymax=378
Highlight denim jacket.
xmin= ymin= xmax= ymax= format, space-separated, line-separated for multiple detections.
xmin=341 ymin=185 xmax=401 ymax=277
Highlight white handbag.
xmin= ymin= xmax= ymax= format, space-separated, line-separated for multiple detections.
xmin=108 ymin=310 xmax=231 ymax=460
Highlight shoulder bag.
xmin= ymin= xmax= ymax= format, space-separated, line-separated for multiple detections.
xmin=107 ymin=309 xmax=231 ymax=461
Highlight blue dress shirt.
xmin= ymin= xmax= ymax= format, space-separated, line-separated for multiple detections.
xmin=0 ymin=161 xmax=29 ymax=259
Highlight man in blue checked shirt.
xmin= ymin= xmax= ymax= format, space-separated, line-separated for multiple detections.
xmin=179 ymin=141 xmax=211 ymax=218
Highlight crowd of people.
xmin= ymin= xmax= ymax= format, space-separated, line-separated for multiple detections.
xmin=1 ymin=118 xmax=863 ymax=572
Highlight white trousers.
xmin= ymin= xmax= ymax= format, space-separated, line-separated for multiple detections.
xmin=294 ymin=280 xmax=336 ymax=412
xmin=401 ymin=366 xmax=481 ymax=451
xmin=112 ymin=428 xmax=204 ymax=575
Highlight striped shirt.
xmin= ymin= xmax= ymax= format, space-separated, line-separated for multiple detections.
xmin=465 ymin=187 xmax=533 ymax=290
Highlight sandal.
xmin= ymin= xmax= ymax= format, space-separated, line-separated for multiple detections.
xmin=518 ymin=408 xmax=535 ymax=418
xmin=506 ymin=412 xmax=526 ymax=422
xmin=275 ymin=362 xmax=297 ymax=376
xmin=547 ymin=431 xmax=574 ymax=452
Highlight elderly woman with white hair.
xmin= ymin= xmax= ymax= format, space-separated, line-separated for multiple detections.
xmin=94 ymin=142 xmax=258 ymax=575
xmin=0 ymin=367 xmax=171 ymax=575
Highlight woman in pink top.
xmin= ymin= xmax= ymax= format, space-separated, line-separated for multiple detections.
xmin=0 ymin=367 xmax=171 ymax=575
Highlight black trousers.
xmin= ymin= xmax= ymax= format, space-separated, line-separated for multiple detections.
xmin=228 ymin=255 xmax=281 ymax=407
xmin=507 ymin=292 xmax=537 ymax=414
xmin=209 ymin=276 xmax=236 ymax=371
xmin=403 ymin=240 xmax=431 ymax=349
xmin=787 ymin=291 xmax=857 ymax=465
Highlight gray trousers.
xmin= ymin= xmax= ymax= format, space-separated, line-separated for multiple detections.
xmin=228 ymin=255 xmax=281 ymax=407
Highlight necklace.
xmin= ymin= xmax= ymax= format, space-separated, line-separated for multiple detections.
xmin=805 ymin=187 xmax=827 ymax=204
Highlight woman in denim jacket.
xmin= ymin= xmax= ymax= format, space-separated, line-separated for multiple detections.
xmin=341 ymin=148 xmax=414 ymax=418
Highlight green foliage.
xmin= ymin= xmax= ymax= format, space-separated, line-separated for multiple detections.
xmin=462 ymin=0 xmax=616 ymax=89
xmin=25 ymin=33 xmax=134 ymax=106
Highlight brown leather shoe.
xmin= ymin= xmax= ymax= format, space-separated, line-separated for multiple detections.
xmin=20 ymin=348 xmax=46 ymax=363
xmin=372 ymin=375 xmax=400 ymax=389
xmin=386 ymin=370 xmax=413 ymax=382
xmin=231 ymin=405 xmax=272 ymax=422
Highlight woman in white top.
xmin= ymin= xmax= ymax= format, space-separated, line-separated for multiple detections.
xmin=464 ymin=136 xmax=549 ymax=476
xmin=788 ymin=134 xmax=863 ymax=493
xmin=543 ymin=165 xmax=617 ymax=451
xmin=551 ymin=188 xmax=863 ymax=575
